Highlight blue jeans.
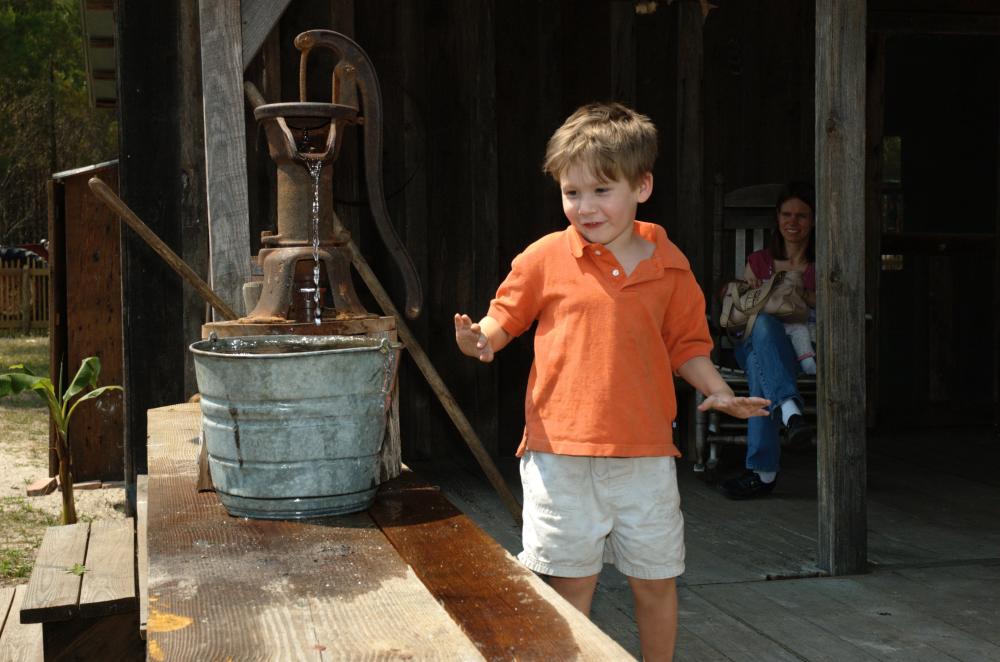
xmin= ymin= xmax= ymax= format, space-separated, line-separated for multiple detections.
xmin=733 ymin=313 xmax=803 ymax=473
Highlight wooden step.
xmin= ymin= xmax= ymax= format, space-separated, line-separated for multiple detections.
xmin=19 ymin=519 xmax=143 ymax=661
xmin=0 ymin=585 xmax=42 ymax=661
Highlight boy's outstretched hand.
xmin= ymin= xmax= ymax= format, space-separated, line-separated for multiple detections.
xmin=698 ymin=392 xmax=771 ymax=419
xmin=454 ymin=313 xmax=494 ymax=363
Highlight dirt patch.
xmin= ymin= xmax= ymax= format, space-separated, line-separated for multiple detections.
xmin=0 ymin=335 xmax=126 ymax=588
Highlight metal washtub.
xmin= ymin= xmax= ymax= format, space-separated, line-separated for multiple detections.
xmin=189 ymin=334 xmax=401 ymax=519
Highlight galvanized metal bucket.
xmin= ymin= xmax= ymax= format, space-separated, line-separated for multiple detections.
xmin=189 ymin=334 xmax=401 ymax=519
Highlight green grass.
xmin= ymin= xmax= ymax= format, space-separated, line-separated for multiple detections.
xmin=0 ymin=335 xmax=53 ymax=585
xmin=0 ymin=334 xmax=50 ymax=410
xmin=0 ymin=497 xmax=58 ymax=582
xmin=0 ymin=334 xmax=49 ymax=377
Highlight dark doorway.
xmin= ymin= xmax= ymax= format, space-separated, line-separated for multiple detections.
xmin=876 ymin=34 xmax=999 ymax=427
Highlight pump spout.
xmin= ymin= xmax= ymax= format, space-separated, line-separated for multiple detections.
xmin=291 ymin=29 xmax=423 ymax=320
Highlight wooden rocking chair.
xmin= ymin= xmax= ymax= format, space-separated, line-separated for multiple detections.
xmin=692 ymin=177 xmax=817 ymax=480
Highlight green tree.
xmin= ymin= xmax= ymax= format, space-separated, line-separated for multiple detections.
xmin=0 ymin=0 xmax=117 ymax=245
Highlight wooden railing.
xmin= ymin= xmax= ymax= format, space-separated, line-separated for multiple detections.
xmin=0 ymin=259 xmax=49 ymax=331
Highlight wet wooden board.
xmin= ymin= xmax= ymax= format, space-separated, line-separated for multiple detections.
xmin=370 ymin=474 xmax=633 ymax=661
xmin=145 ymin=403 xmax=483 ymax=661
xmin=407 ymin=459 xmax=641 ymax=658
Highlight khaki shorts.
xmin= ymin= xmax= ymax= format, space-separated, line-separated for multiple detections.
xmin=518 ymin=451 xmax=685 ymax=580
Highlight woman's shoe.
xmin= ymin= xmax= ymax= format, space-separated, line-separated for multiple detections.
xmin=718 ymin=470 xmax=777 ymax=500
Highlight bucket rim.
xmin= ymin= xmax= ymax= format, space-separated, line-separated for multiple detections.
xmin=189 ymin=333 xmax=402 ymax=359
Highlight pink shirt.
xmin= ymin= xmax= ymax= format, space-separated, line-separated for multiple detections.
xmin=747 ymin=249 xmax=816 ymax=291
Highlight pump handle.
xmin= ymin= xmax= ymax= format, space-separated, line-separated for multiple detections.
xmin=295 ymin=30 xmax=423 ymax=320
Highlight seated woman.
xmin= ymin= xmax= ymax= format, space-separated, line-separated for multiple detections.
xmin=719 ymin=181 xmax=816 ymax=500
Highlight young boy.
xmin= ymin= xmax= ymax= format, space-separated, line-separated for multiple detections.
xmin=454 ymin=102 xmax=768 ymax=661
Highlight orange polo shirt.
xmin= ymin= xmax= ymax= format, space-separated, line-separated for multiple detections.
xmin=488 ymin=221 xmax=712 ymax=458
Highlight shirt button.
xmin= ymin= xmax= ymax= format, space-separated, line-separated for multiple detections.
xmin=612 ymin=268 xmax=621 ymax=277
xmin=594 ymin=249 xmax=602 ymax=256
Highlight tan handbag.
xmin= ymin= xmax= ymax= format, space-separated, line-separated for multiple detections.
xmin=720 ymin=270 xmax=810 ymax=335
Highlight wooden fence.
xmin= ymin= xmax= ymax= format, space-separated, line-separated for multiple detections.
xmin=0 ymin=259 xmax=49 ymax=331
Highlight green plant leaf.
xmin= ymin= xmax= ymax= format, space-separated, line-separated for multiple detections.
xmin=7 ymin=362 xmax=35 ymax=376
xmin=64 ymin=356 xmax=100 ymax=401
xmin=0 ymin=371 xmax=53 ymax=403
xmin=65 ymin=563 xmax=87 ymax=576
xmin=66 ymin=385 xmax=122 ymax=426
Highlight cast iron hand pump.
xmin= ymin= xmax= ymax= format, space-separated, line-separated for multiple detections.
xmin=245 ymin=29 xmax=422 ymax=322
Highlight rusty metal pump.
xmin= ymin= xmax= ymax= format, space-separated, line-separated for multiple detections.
xmin=243 ymin=29 xmax=422 ymax=323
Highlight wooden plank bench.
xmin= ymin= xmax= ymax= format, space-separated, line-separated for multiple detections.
xmin=0 ymin=585 xmax=42 ymax=661
xmin=146 ymin=402 xmax=631 ymax=660
xmin=19 ymin=519 xmax=144 ymax=661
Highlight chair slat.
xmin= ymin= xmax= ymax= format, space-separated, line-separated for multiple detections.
xmin=734 ymin=230 xmax=746 ymax=279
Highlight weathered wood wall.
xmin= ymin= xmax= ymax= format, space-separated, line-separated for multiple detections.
xmin=118 ymin=0 xmax=997 ymax=472
xmin=703 ymin=2 xmax=816 ymax=200
xmin=875 ymin=34 xmax=999 ymax=425
xmin=237 ymin=0 xmax=699 ymax=461
xmin=237 ymin=0 xmax=821 ymax=461
xmin=48 ymin=164 xmax=124 ymax=482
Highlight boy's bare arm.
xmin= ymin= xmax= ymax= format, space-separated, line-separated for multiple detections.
xmin=454 ymin=314 xmax=512 ymax=363
xmin=676 ymin=356 xmax=770 ymax=419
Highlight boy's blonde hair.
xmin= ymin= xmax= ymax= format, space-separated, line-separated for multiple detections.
xmin=543 ymin=102 xmax=657 ymax=187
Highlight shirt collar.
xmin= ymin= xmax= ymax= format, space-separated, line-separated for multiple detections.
xmin=567 ymin=221 xmax=687 ymax=270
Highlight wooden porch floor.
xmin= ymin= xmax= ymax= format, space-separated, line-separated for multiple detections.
xmin=411 ymin=426 xmax=1000 ymax=660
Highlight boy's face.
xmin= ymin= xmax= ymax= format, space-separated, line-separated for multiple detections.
xmin=559 ymin=163 xmax=652 ymax=252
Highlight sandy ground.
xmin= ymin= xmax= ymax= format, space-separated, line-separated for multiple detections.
xmin=0 ymin=336 xmax=126 ymax=588
xmin=0 ymin=410 xmax=127 ymax=523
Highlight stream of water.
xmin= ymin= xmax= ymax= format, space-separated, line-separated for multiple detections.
xmin=306 ymin=160 xmax=324 ymax=326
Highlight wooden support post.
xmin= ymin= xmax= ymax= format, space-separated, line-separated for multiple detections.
xmin=179 ymin=0 xmax=210 ymax=400
xmin=199 ymin=0 xmax=252 ymax=318
xmin=240 ymin=0 xmax=293 ymax=69
xmin=117 ymin=0 xmax=186 ymax=508
xmin=815 ymin=0 xmax=868 ymax=575
xmin=675 ymin=0 xmax=705 ymax=455
xmin=675 ymin=0 xmax=705 ymax=283
xmin=995 ymin=69 xmax=1000 ymax=431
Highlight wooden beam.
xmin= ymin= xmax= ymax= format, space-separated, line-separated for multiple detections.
xmin=815 ymin=0 xmax=868 ymax=575
xmin=240 ymin=0 xmax=292 ymax=70
xmin=179 ymin=0 xmax=209 ymax=394
xmin=995 ymin=69 xmax=1000 ymax=430
xmin=675 ymin=0 xmax=705 ymax=283
xmin=116 ymin=0 xmax=187 ymax=507
xmin=869 ymin=11 xmax=1000 ymax=36
xmin=199 ymin=0 xmax=251 ymax=318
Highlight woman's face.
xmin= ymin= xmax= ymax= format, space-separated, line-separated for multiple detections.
xmin=777 ymin=197 xmax=814 ymax=245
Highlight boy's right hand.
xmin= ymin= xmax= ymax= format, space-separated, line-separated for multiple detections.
xmin=454 ymin=313 xmax=494 ymax=363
